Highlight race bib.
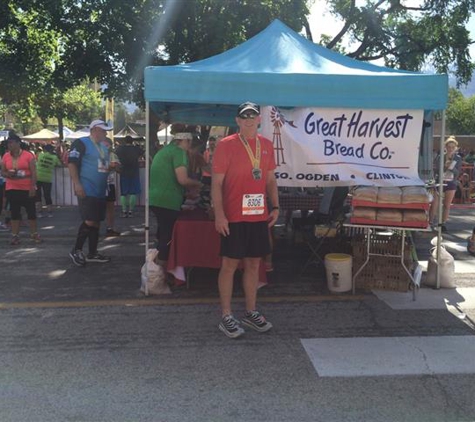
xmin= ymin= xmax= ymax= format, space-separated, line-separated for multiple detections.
xmin=242 ymin=193 xmax=265 ymax=215
xmin=98 ymin=158 xmax=109 ymax=173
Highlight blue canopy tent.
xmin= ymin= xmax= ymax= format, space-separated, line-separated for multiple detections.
xmin=144 ymin=19 xmax=447 ymax=125
xmin=143 ymin=19 xmax=448 ymax=288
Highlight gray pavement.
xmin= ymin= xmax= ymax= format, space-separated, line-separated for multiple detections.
xmin=1 ymin=205 xmax=475 ymax=421
xmin=1 ymin=205 xmax=474 ymax=304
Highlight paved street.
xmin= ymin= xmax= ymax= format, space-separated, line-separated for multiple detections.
xmin=1 ymin=206 xmax=475 ymax=421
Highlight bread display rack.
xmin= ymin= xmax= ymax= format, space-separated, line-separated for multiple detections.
xmin=350 ymin=187 xmax=430 ymax=229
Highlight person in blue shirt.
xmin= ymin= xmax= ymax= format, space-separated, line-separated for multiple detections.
xmin=68 ymin=119 xmax=113 ymax=266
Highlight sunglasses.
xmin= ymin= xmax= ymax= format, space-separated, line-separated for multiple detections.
xmin=239 ymin=112 xmax=259 ymax=120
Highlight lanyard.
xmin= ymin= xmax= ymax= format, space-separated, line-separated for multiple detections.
xmin=93 ymin=140 xmax=106 ymax=161
xmin=238 ymin=133 xmax=261 ymax=169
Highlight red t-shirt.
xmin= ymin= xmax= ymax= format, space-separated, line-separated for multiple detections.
xmin=3 ymin=150 xmax=35 ymax=191
xmin=212 ymin=133 xmax=276 ymax=223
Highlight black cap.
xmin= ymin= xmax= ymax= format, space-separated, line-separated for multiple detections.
xmin=6 ymin=131 xmax=21 ymax=143
xmin=237 ymin=102 xmax=260 ymax=117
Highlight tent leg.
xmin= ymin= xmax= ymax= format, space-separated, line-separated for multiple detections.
xmin=145 ymin=102 xmax=150 ymax=257
xmin=435 ymin=110 xmax=446 ymax=290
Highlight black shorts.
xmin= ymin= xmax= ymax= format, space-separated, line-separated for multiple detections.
xmin=78 ymin=196 xmax=106 ymax=222
xmin=220 ymin=221 xmax=271 ymax=259
xmin=106 ymin=184 xmax=116 ymax=202
xmin=6 ymin=189 xmax=36 ymax=220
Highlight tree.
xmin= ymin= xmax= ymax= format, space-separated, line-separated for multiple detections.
xmin=2 ymin=0 xmax=474 ymax=130
xmin=317 ymin=0 xmax=475 ymax=86
xmin=446 ymin=88 xmax=475 ymax=134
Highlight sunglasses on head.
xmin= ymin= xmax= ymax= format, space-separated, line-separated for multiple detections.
xmin=239 ymin=112 xmax=258 ymax=120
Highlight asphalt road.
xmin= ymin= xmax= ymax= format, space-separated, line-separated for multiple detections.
xmin=1 ymin=206 xmax=475 ymax=421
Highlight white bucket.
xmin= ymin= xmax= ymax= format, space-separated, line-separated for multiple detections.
xmin=324 ymin=253 xmax=352 ymax=293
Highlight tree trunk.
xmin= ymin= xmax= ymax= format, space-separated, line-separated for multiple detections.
xmin=57 ymin=115 xmax=64 ymax=141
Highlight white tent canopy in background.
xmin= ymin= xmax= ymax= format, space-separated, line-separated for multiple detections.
xmin=54 ymin=127 xmax=74 ymax=138
xmin=114 ymin=125 xmax=143 ymax=139
xmin=22 ymin=128 xmax=60 ymax=144
xmin=64 ymin=128 xmax=89 ymax=142
xmin=157 ymin=126 xmax=170 ymax=144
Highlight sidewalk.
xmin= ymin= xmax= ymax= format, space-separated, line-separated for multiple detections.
xmin=0 ymin=205 xmax=474 ymax=305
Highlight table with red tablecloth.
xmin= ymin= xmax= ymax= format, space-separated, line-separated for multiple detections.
xmin=167 ymin=209 xmax=267 ymax=286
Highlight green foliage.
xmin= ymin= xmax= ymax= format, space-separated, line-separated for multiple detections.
xmin=324 ymin=0 xmax=475 ymax=86
xmin=1 ymin=0 xmax=474 ymax=129
xmin=446 ymin=88 xmax=475 ymax=135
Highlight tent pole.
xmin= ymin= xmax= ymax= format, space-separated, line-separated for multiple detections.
xmin=145 ymin=102 xmax=150 ymax=257
xmin=435 ymin=110 xmax=446 ymax=290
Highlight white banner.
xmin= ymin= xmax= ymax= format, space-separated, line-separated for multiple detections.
xmin=260 ymin=107 xmax=424 ymax=187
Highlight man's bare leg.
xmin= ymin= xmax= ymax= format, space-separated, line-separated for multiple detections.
xmin=218 ymin=256 xmax=240 ymax=316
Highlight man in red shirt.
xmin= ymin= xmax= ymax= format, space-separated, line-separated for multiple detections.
xmin=212 ymin=102 xmax=279 ymax=338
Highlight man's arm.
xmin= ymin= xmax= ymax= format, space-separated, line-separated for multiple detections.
xmin=174 ymin=166 xmax=203 ymax=189
xmin=266 ymin=169 xmax=279 ymax=228
xmin=211 ymin=172 xmax=229 ymax=236
xmin=68 ymin=163 xmax=85 ymax=198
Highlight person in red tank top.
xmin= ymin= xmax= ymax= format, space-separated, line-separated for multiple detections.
xmin=212 ymin=102 xmax=279 ymax=339
xmin=0 ymin=132 xmax=41 ymax=245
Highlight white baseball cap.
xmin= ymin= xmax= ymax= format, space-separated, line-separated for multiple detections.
xmin=89 ymin=119 xmax=113 ymax=131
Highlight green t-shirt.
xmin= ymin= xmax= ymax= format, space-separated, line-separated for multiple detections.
xmin=36 ymin=151 xmax=62 ymax=183
xmin=149 ymin=142 xmax=188 ymax=210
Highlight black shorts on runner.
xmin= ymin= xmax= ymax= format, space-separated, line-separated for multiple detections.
xmin=78 ymin=196 xmax=106 ymax=222
xmin=220 ymin=221 xmax=271 ymax=259
xmin=106 ymin=184 xmax=116 ymax=202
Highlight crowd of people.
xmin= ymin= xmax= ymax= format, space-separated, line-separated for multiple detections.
xmin=0 ymin=124 xmax=145 ymax=245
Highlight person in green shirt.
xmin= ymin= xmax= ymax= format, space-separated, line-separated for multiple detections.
xmin=36 ymin=144 xmax=62 ymax=217
xmin=149 ymin=132 xmax=203 ymax=269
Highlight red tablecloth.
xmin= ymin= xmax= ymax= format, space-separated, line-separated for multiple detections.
xmin=167 ymin=209 xmax=267 ymax=284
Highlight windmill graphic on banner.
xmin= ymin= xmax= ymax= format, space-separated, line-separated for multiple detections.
xmin=270 ymin=107 xmax=297 ymax=166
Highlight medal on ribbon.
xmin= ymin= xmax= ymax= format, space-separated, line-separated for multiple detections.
xmin=239 ymin=133 xmax=262 ymax=181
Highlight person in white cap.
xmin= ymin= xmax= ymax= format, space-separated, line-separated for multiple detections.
xmin=212 ymin=102 xmax=279 ymax=338
xmin=68 ymin=119 xmax=114 ymax=266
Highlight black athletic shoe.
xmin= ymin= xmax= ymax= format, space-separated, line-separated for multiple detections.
xmin=69 ymin=249 xmax=86 ymax=267
xmin=86 ymin=252 xmax=111 ymax=263
xmin=218 ymin=315 xmax=245 ymax=339
xmin=106 ymin=228 xmax=121 ymax=237
xmin=241 ymin=310 xmax=273 ymax=333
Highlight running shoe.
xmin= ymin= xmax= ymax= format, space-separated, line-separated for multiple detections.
xmin=105 ymin=228 xmax=121 ymax=237
xmin=0 ymin=222 xmax=9 ymax=231
xmin=69 ymin=249 xmax=86 ymax=267
xmin=86 ymin=252 xmax=111 ymax=263
xmin=241 ymin=310 xmax=273 ymax=333
xmin=218 ymin=315 xmax=245 ymax=339
xmin=10 ymin=235 xmax=20 ymax=246
xmin=121 ymin=211 xmax=128 ymax=218
xmin=47 ymin=212 xmax=53 ymax=218
xmin=37 ymin=212 xmax=44 ymax=219
xmin=30 ymin=232 xmax=43 ymax=243
xmin=128 ymin=211 xmax=133 ymax=218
